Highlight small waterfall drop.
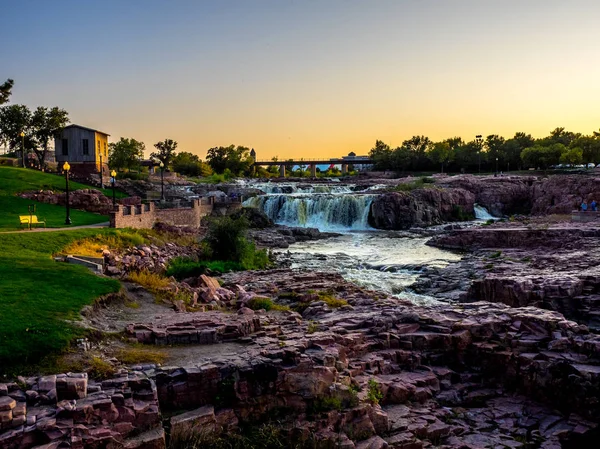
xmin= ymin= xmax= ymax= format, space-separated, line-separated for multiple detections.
xmin=474 ymin=204 xmax=497 ymax=220
xmin=244 ymin=194 xmax=375 ymax=231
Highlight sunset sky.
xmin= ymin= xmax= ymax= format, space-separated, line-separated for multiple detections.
xmin=3 ymin=0 xmax=600 ymax=160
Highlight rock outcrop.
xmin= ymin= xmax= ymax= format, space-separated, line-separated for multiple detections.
xmin=19 ymin=189 xmax=116 ymax=215
xmin=531 ymin=174 xmax=600 ymax=214
xmin=438 ymin=175 xmax=535 ymax=216
xmin=368 ymin=188 xmax=475 ymax=230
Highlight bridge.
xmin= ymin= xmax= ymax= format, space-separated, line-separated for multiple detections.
xmin=252 ymin=157 xmax=373 ymax=176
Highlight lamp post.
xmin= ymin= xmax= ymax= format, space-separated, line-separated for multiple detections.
xmin=110 ymin=169 xmax=117 ymax=209
xmin=475 ymin=135 xmax=483 ymax=174
xmin=495 ymin=157 xmax=499 ymax=176
xmin=63 ymin=162 xmax=72 ymax=225
xmin=99 ymin=153 xmax=104 ymax=189
xmin=20 ymin=131 xmax=25 ymax=168
xmin=159 ymin=161 xmax=165 ymax=201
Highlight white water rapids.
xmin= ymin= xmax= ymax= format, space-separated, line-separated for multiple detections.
xmin=241 ymin=181 xmax=493 ymax=304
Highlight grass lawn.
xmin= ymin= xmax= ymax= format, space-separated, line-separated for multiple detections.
xmin=0 ymin=166 xmax=127 ymax=230
xmin=0 ymin=229 xmax=121 ymax=374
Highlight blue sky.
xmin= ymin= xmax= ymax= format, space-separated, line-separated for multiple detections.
xmin=3 ymin=0 xmax=600 ymax=159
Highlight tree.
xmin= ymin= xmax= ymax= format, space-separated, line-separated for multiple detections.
xmin=427 ymin=141 xmax=451 ymax=173
xmin=151 ymin=139 xmax=178 ymax=168
xmin=31 ymin=106 xmax=69 ymax=168
xmin=549 ymin=127 xmax=577 ymax=147
xmin=402 ymin=135 xmax=431 ymax=170
xmin=172 ymin=151 xmax=212 ymax=177
xmin=570 ymin=135 xmax=600 ymax=165
xmin=485 ymin=134 xmax=505 ymax=168
xmin=369 ymin=140 xmax=392 ymax=170
xmin=560 ymin=147 xmax=583 ymax=166
xmin=109 ymin=137 xmax=145 ymax=171
xmin=205 ymin=145 xmax=253 ymax=175
xmin=0 ymin=104 xmax=34 ymax=154
xmin=454 ymin=140 xmax=480 ymax=172
xmin=0 ymin=79 xmax=14 ymax=105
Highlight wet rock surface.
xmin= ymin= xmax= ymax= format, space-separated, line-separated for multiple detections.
xmin=368 ymin=188 xmax=475 ymax=230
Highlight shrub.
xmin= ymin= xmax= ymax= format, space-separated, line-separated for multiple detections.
xmin=204 ymin=216 xmax=271 ymax=270
xmin=318 ymin=291 xmax=348 ymax=308
xmin=88 ymin=357 xmax=116 ymax=380
xmin=307 ymin=321 xmax=318 ymax=334
xmin=247 ymin=297 xmax=274 ymax=311
xmin=166 ymin=257 xmax=244 ymax=280
xmin=367 ymin=378 xmax=383 ymax=405
xmin=127 ymin=270 xmax=171 ymax=291
xmin=116 ymin=345 xmax=166 ymax=365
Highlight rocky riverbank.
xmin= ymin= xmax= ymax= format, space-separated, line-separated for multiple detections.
xmin=2 ymin=267 xmax=598 ymax=448
xmin=417 ymin=220 xmax=600 ymax=332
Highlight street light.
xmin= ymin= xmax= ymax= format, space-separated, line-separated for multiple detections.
xmin=159 ymin=161 xmax=165 ymax=201
xmin=63 ymin=162 xmax=72 ymax=225
xmin=20 ymin=131 xmax=25 ymax=168
xmin=110 ymin=169 xmax=117 ymax=209
xmin=99 ymin=153 xmax=104 ymax=189
xmin=495 ymin=157 xmax=499 ymax=176
xmin=475 ymin=135 xmax=483 ymax=174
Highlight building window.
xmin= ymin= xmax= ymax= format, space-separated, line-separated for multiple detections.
xmin=62 ymin=139 xmax=68 ymax=155
xmin=104 ymin=141 xmax=107 ymax=156
xmin=82 ymin=139 xmax=89 ymax=155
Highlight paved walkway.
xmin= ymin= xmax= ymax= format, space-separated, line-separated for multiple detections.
xmin=0 ymin=222 xmax=110 ymax=234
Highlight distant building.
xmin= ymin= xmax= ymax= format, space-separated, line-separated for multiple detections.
xmin=54 ymin=124 xmax=109 ymax=176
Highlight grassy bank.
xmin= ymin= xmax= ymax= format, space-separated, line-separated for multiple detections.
xmin=0 ymin=229 xmax=121 ymax=374
xmin=0 ymin=166 xmax=118 ymax=230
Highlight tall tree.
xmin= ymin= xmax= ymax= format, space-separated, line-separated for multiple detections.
xmin=205 ymin=145 xmax=253 ymax=175
xmin=402 ymin=135 xmax=431 ymax=170
xmin=151 ymin=139 xmax=178 ymax=168
xmin=0 ymin=104 xmax=34 ymax=154
xmin=427 ymin=141 xmax=451 ymax=173
xmin=31 ymin=106 xmax=69 ymax=168
xmin=485 ymin=134 xmax=505 ymax=167
xmin=368 ymin=140 xmax=392 ymax=170
xmin=171 ymin=151 xmax=212 ymax=176
xmin=0 ymin=79 xmax=14 ymax=105
xmin=109 ymin=138 xmax=146 ymax=171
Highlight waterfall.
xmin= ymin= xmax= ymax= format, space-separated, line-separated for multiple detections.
xmin=251 ymin=182 xmax=354 ymax=194
xmin=474 ymin=204 xmax=497 ymax=220
xmin=244 ymin=194 xmax=375 ymax=230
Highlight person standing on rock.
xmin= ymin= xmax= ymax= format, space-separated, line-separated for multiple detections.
xmin=591 ymin=200 xmax=597 ymax=211
xmin=581 ymin=200 xmax=588 ymax=212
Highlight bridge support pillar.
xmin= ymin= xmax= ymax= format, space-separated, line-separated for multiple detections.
xmin=341 ymin=163 xmax=348 ymax=174
xmin=279 ymin=164 xmax=286 ymax=177
xmin=310 ymin=164 xmax=317 ymax=177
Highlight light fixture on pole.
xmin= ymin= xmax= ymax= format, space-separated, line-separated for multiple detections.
xmin=63 ymin=162 xmax=72 ymax=225
xmin=99 ymin=153 xmax=104 ymax=189
xmin=110 ymin=169 xmax=117 ymax=209
xmin=495 ymin=157 xmax=499 ymax=176
xmin=20 ymin=131 xmax=25 ymax=168
xmin=159 ymin=161 xmax=165 ymax=201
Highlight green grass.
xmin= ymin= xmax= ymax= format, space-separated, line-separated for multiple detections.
xmin=0 ymin=229 xmax=121 ymax=374
xmin=0 ymin=166 xmax=121 ymax=230
xmin=0 ymin=166 xmax=125 ymax=197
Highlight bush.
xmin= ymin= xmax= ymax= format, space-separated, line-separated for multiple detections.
xmin=204 ymin=216 xmax=271 ymax=270
xmin=247 ymin=297 xmax=274 ymax=311
xmin=367 ymin=378 xmax=383 ymax=405
xmin=166 ymin=257 xmax=243 ymax=280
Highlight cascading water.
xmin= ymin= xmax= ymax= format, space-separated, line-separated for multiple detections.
xmin=244 ymin=194 xmax=374 ymax=230
xmin=474 ymin=204 xmax=497 ymax=220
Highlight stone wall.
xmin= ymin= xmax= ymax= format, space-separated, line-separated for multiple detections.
xmin=110 ymin=199 xmax=214 ymax=229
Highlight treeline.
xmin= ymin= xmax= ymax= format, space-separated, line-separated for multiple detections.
xmin=370 ymin=128 xmax=600 ymax=173
xmin=0 ymin=79 xmax=70 ymax=168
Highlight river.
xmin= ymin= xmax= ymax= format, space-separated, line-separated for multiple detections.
xmin=243 ymin=181 xmax=493 ymax=304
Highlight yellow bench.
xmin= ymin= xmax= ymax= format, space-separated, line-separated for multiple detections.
xmin=19 ymin=215 xmax=46 ymax=229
